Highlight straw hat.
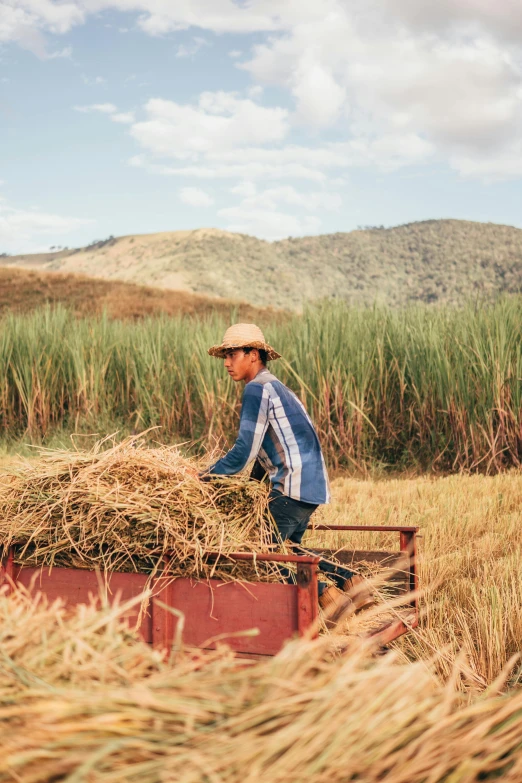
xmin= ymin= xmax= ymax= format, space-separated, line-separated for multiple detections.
xmin=208 ymin=323 xmax=281 ymax=361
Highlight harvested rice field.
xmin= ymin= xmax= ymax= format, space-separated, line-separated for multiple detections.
xmin=313 ymin=472 xmax=522 ymax=687
xmin=0 ymin=441 xmax=520 ymax=781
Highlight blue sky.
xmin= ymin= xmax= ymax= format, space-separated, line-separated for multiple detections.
xmin=1 ymin=0 xmax=522 ymax=253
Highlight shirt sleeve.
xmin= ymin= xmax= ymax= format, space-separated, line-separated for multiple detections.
xmin=209 ymin=382 xmax=270 ymax=476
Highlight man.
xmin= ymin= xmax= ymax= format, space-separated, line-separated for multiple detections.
xmin=202 ymin=322 xmax=361 ymax=625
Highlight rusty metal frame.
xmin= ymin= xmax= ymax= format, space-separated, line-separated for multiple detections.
xmin=152 ymin=550 xmax=321 ymax=650
xmin=0 ymin=546 xmax=321 ymax=652
xmin=1 ymin=525 xmax=417 ymax=652
xmin=312 ymin=524 xmax=419 ymax=641
xmin=197 ymin=550 xmax=321 ymax=640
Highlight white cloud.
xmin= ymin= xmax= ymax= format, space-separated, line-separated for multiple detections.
xmin=450 ymin=140 xmax=522 ymax=182
xmin=176 ymin=36 xmax=208 ymax=58
xmin=292 ymin=57 xmax=346 ymax=127
xmin=218 ymin=205 xmax=321 ymax=240
xmin=130 ymin=155 xmax=328 ymax=183
xmin=8 ymin=0 xmax=522 ymax=183
xmin=247 ymin=84 xmax=263 ymax=99
xmin=0 ymin=1 xmax=330 ymax=56
xmin=229 ymin=182 xmax=342 ymax=213
xmin=130 ymin=0 xmax=328 ymax=37
xmin=179 ymin=186 xmax=214 ymax=207
xmin=74 ymin=102 xmax=117 ymax=114
xmin=343 ymin=36 xmax=522 ymax=153
xmin=230 ymin=181 xmax=257 ymax=198
xmin=349 ymin=134 xmax=434 ymax=170
xmin=0 ymin=0 xmax=83 ymax=56
xmin=111 ymin=111 xmax=135 ymax=123
xmin=128 ymin=128 xmax=432 ymax=183
xmin=0 ymin=1 xmax=83 ymax=40
xmin=126 ymin=91 xmax=404 ymax=183
xmin=379 ymin=0 xmax=522 ymax=42
xmin=217 ymin=181 xmax=341 ymax=239
xmin=74 ymin=102 xmax=135 ymax=125
xmin=130 ymin=92 xmax=289 ymax=158
xmin=0 ymin=200 xmax=92 ymax=255
xmin=242 ymin=2 xmax=522 ymax=180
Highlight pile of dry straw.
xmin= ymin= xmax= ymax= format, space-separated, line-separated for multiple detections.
xmin=0 ymin=435 xmax=278 ymax=582
xmin=1 ymin=587 xmax=521 ymax=782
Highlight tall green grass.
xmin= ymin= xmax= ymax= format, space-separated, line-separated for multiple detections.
xmin=0 ymin=298 xmax=520 ymax=472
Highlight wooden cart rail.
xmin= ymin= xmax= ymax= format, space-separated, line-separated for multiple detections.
xmin=312 ymin=523 xmax=418 ymax=594
xmin=310 ymin=524 xmax=419 ymax=645
xmin=0 ymin=525 xmax=418 ymax=657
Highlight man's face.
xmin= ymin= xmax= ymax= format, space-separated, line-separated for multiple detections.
xmin=223 ymin=349 xmax=256 ymax=382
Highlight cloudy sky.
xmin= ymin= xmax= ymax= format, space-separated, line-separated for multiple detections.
xmin=1 ymin=0 xmax=522 ymax=253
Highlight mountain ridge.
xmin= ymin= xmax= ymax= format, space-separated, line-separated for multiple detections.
xmin=5 ymin=219 xmax=522 ymax=310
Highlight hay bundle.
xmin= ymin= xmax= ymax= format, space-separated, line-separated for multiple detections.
xmin=0 ymin=435 xmax=276 ymax=581
xmin=1 ymin=587 xmax=522 ymax=783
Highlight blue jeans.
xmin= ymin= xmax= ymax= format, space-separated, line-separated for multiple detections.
xmin=268 ymin=492 xmax=354 ymax=595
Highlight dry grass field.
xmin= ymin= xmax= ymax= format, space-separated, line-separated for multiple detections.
xmin=313 ymin=471 xmax=522 ymax=688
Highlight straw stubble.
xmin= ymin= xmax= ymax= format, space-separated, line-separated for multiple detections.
xmin=1 ymin=589 xmax=522 ymax=783
xmin=0 ymin=435 xmax=278 ymax=583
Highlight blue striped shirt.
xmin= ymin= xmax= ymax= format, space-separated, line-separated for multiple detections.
xmin=209 ymin=369 xmax=330 ymax=505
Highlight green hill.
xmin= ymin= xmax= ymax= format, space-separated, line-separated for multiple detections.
xmin=4 ymin=219 xmax=522 ymax=310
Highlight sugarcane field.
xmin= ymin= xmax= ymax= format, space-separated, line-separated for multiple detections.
xmin=3 ymin=2 xmax=522 ymax=780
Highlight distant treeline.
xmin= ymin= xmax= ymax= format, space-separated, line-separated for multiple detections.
xmin=1 ymin=299 xmax=521 ymax=473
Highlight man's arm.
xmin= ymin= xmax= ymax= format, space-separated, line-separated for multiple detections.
xmin=208 ymin=383 xmax=270 ymax=475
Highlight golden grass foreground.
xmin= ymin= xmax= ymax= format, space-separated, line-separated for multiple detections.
xmin=1 ymin=587 xmax=522 ymax=783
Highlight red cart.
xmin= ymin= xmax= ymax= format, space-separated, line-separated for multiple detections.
xmin=0 ymin=524 xmax=418 ymax=657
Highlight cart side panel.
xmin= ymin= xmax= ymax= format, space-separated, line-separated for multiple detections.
xmin=153 ymin=578 xmax=299 ymax=656
xmin=13 ymin=566 xmax=309 ymax=657
xmin=15 ymin=566 xmax=153 ymax=642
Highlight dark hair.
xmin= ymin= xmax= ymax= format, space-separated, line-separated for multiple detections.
xmin=244 ymin=346 xmax=268 ymax=365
